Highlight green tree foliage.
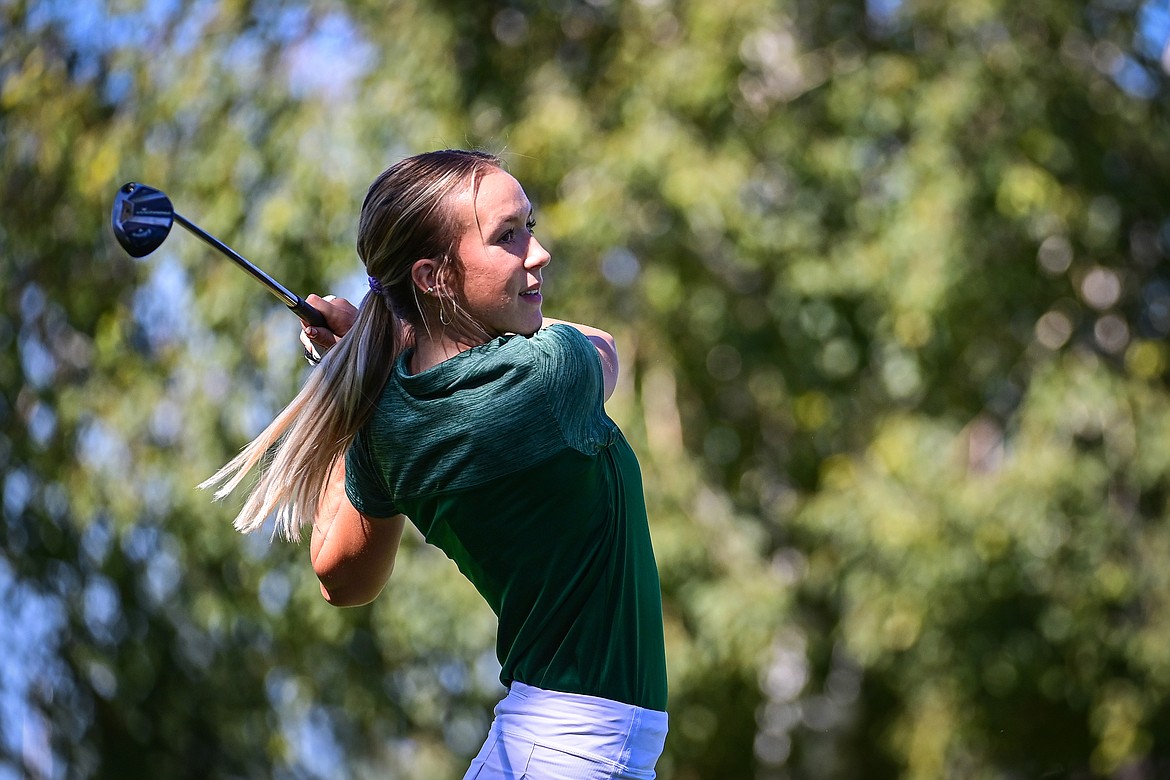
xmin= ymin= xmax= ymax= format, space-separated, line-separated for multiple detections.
xmin=2 ymin=0 xmax=1168 ymax=777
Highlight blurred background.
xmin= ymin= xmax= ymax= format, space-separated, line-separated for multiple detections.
xmin=3 ymin=0 xmax=1170 ymax=777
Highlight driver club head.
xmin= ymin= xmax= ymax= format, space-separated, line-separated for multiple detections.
xmin=111 ymin=182 xmax=175 ymax=258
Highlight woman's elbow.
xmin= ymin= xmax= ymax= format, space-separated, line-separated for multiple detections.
xmin=310 ymin=512 xmax=404 ymax=607
xmin=318 ymin=582 xmax=381 ymax=608
xmin=312 ymin=552 xmax=395 ymax=607
xmin=316 ymin=567 xmax=392 ymax=607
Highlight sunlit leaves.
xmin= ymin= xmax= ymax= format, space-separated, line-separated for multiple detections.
xmin=5 ymin=0 xmax=1170 ymax=777
xmin=797 ymin=355 xmax=1170 ymax=775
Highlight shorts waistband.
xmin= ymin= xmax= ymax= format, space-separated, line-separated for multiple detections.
xmin=494 ymin=682 xmax=668 ymax=773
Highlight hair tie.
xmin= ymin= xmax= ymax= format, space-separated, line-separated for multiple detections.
xmin=368 ymin=275 xmax=386 ymax=295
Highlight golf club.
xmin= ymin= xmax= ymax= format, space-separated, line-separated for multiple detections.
xmin=111 ymin=182 xmax=326 ymax=327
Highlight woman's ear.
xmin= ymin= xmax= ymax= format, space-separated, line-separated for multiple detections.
xmin=411 ymin=259 xmax=438 ymax=294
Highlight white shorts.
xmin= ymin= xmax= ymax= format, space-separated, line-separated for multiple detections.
xmin=464 ymin=681 xmax=669 ymax=780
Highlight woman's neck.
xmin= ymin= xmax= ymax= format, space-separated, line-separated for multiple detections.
xmin=409 ymin=329 xmax=481 ymax=374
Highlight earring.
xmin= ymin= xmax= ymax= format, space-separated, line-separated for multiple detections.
xmin=425 ymin=286 xmax=435 ymax=295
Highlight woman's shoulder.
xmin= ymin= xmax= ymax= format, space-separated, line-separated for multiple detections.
xmin=464 ymin=324 xmax=593 ymax=366
xmin=387 ymin=327 xmax=597 ymax=403
xmin=524 ymin=322 xmax=595 ymax=357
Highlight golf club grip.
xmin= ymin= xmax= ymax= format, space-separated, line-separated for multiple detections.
xmin=291 ymin=298 xmax=327 ymax=328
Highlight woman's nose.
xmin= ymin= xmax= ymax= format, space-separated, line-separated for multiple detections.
xmin=527 ymin=236 xmax=551 ymax=269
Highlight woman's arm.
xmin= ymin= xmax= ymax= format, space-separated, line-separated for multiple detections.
xmin=311 ymin=456 xmax=405 ymax=607
xmin=542 ymin=318 xmax=619 ymax=401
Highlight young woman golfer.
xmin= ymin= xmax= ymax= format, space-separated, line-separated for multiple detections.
xmin=203 ymin=150 xmax=669 ymax=779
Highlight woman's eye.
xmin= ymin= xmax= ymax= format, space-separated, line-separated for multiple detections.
xmin=498 ymin=219 xmax=535 ymax=244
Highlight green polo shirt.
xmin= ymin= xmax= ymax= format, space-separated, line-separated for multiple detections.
xmin=345 ymin=324 xmax=668 ymax=711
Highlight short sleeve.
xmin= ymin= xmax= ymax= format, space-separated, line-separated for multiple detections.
xmin=345 ymin=429 xmax=398 ymax=517
xmin=528 ymin=324 xmax=614 ymax=454
xmin=529 ymin=324 xmax=604 ymax=402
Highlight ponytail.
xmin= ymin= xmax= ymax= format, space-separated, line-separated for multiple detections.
xmin=199 ymin=293 xmax=400 ymax=539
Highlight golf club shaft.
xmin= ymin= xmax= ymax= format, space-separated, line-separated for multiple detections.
xmin=171 ymin=212 xmax=326 ymax=328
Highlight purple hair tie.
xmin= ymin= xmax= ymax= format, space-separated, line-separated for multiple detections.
xmin=368 ymin=275 xmax=386 ymax=295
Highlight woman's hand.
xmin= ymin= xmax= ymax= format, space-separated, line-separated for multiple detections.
xmin=300 ymin=294 xmax=358 ymax=361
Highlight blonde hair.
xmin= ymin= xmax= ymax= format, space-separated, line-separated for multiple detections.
xmin=201 ymin=149 xmax=502 ymax=539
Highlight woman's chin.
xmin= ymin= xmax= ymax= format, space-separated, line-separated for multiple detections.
xmin=521 ymin=313 xmax=544 ymax=337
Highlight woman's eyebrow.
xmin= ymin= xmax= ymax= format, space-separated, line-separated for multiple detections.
xmin=490 ymin=204 xmax=533 ymax=228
